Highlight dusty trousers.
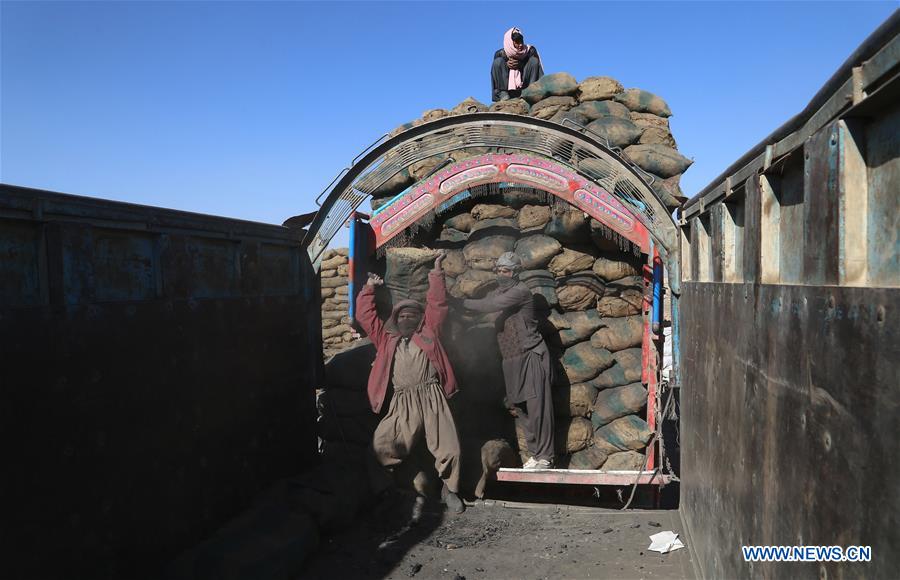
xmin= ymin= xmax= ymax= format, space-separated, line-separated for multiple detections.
xmin=371 ymin=381 xmax=461 ymax=493
xmin=509 ymin=345 xmax=555 ymax=462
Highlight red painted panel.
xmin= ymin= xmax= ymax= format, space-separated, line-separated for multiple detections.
xmin=370 ymin=153 xmax=650 ymax=251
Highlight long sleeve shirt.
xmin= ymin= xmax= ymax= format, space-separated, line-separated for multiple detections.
xmin=463 ymin=282 xmax=544 ymax=359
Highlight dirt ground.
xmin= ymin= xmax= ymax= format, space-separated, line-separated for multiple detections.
xmin=302 ymin=490 xmax=694 ymax=580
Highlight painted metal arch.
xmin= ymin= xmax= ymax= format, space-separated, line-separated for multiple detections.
xmin=303 ymin=112 xmax=681 ymax=291
xmin=371 ymin=152 xmax=652 ymax=252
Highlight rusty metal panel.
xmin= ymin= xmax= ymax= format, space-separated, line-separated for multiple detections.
xmin=0 ymin=218 xmax=43 ymax=307
xmin=742 ymin=176 xmax=761 ymax=283
xmin=865 ymin=101 xmax=900 ymax=286
xmin=690 ymin=218 xmax=701 ymax=282
xmin=680 ymin=282 xmax=900 ymax=579
xmin=803 ymin=124 xmax=841 ymax=285
xmin=710 ymin=204 xmax=724 ymax=282
xmin=777 ymin=153 xmax=806 ymax=283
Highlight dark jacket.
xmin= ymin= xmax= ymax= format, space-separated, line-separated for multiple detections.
xmin=356 ymin=269 xmax=458 ymax=413
xmin=462 ymin=282 xmax=545 ymax=358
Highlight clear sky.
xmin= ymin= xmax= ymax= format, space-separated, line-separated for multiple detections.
xmin=2 ymin=1 xmax=896 ymax=226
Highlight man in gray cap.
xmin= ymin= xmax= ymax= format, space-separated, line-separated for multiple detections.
xmin=456 ymin=252 xmax=555 ymax=469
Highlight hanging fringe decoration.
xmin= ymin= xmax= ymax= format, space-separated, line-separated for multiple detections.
xmin=594 ymin=219 xmax=641 ymax=257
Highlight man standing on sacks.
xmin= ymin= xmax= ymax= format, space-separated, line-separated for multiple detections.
xmin=455 ymin=252 xmax=556 ymax=469
xmin=356 ymin=251 xmax=465 ymax=514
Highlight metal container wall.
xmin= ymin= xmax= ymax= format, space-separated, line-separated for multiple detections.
xmin=0 ymin=184 xmax=322 ymax=579
xmin=678 ymin=17 xmax=900 ymax=579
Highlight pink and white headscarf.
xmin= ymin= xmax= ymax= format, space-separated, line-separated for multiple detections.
xmin=503 ymin=27 xmax=530 ymax=91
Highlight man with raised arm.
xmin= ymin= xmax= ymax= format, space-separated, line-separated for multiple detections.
xmin=456 ymin=252 xmax=555 ymax=469
xmin=355 ymin=252 xmax=465 ymax=514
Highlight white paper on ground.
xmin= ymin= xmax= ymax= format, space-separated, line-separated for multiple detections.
xmin=648 ymin=530 xmax=685 ymax=554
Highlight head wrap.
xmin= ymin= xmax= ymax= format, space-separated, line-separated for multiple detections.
xmin=503 ymin=27 xmax=530 ymax=91
xmin=387 ymin=299 xmax=425 ymax=337
xmin=496 ymin=251 xmax=523 ymax=272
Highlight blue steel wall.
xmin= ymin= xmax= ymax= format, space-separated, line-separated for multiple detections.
xmin=0 ymin=185 xmax=322 ymax=579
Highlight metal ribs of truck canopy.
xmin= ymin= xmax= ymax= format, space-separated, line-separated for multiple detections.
xmin=303 ymin=113 xmax=681 ymax=294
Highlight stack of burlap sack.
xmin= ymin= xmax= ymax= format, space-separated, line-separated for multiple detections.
xmin=368 ymin=72 xmax=690 ymax=212
xmin=319 ymin=248 xmax=354 ymax=358
xmin=316 ymin=72 xmax=687 ymax=478
xmin=372 ymin=195 xmax=652 ymax=472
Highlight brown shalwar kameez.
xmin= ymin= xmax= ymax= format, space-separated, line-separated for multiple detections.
xmin=463 ymin=283 xmax=555 ymax=462
xmin=371 ymin=337 xmax=462 ymax=493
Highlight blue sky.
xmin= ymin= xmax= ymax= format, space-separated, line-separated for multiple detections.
xmin=2 ymin=1 xmax=896 ymax=226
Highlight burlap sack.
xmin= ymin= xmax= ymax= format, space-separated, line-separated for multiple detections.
xmin=489 ymin=98 xmax=530 ymax=115
xmin=548 ymin=247 xmax=596 ymax=276
xmin=545 ymin=209 xmax=589 ymax=244
xmin=593 ymin=255 xmax=640 ymax=282
xmin=471 ymin=204 xmax=517 ymax=220
xmin=577 ymin=76 xmax=623 ymax=102
xmin=585 ymin=117 xmax=644 ymax=149
xmin=590 ymin=383 xmax=648 ymax=429
xmin=450 ymin=96 xmax=488 ymax=115
xmin=442 ymin=249 xmax=468 ymax=276
xmin=444 ymin=212 xmax=475 ymax=232
xmin=552 ymin=383 xmax=599 ymax=417
xmin=593 ymin=415 xmax=652 ymax=453
xmin=596 ymin=291 xmax=642 ymax=317
xmin=516 ymin=235 xmax=562 ymax=269
xmin=613 ymin=89 xmax=672 ymax=117
xmin=521 ymin=72 xmax=579 ymax=103
xmin=554 ymin=310 xmax=605 ymax=347
xmin=470 ymin=217 xmax=518 ymax=235
xmin=518 ymin=205 xmax=553 ymax=230
xmin=463 ymin=235 xmax=516 ymax=270
xmin=562 ymin=342 xmax=615 ymax=383
xmin=385 ymin=247 xmax=438 ymax=304
xmin=530 ymin=96 xmax=576 ymax=120
xmin=571 ymin=99 xmax=631 ymax=120
xmin=568 ymin=446 xmax=609 ymax=470
xmin=602 ymin=450 xmax=646 ymax=471
xmin=453 ymin=269 xmax=497 ymax=298
xmin=558 ymin=285 xmax=601 ymax=311
xmin=590 ymin=315 xmax=644 ymax=351
xmin=623 ymin=144 xmax=692 ymax=179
